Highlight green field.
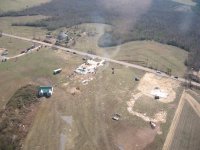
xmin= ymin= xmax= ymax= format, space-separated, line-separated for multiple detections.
xmin=0 ymin=0 xmax=51 ymax=13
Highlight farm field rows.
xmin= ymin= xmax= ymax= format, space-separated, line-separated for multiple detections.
xmin=170 ymin=99 xmax=200 ymax=150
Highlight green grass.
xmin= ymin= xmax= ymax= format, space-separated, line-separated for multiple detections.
xmin=0 ymin=0 xmax=51 ymax=13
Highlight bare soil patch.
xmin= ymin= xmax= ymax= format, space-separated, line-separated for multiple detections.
xmin=115 ymin=126 xmax=158 ymax=150
xmin=137 ymin=73 xmax=180 ymax=103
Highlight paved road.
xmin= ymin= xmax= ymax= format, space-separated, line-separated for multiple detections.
xmin=2 ymin=33 xmax=200 ymax=88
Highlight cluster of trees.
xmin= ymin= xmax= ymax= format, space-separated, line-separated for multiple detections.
xmin=0 ymin=0 xmax=200 ymax=70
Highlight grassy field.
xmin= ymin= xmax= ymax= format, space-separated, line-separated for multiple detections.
xmin=0 ymin=36 xmax=33 ymax=56
xmin=0 ymin=0 xmax=51 ymax=13
xmin=146 ymin=86 xmax=184 ymax=150
xmin=0 ymin=48 xmax=81 ymax=110
xmin=0 ymin=36 xmax=196 ymax=150
xmin=73 ymin=24 xmax=188 ymax=77
xmin=0 ymin=15 xmax=48 ymax=38
xmin=0 ymin=20 xmax=187 ymax=76
xmin=23 ymin=62 xmax=147 ymax=150
xmin=170 ymin=100 xmax=200 ymax=150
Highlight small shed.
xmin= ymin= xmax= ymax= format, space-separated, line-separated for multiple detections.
xmin=38 ymin=86 xmax=53 ymax=98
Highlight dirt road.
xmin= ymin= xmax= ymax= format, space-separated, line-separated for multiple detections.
xmin=2 ymin=33 xmax=200 ymax=88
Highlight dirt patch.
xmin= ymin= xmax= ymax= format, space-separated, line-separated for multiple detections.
xmin=68 ymin=87 xmax=81 ymax=95
xmin=137 ymin=73 xmax=179 ymax=103
xmin=34 ymin=77 xmax=52 ymax=85
xmin=154 ymin=111 xmax=167 ymax=123
xmin=115 ymin=126 xmax=158 ymax=150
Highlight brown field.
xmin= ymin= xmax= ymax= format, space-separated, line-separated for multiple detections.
xmin=0 ymin=21 xmax=195 ymax=150
xmin=22 ymin=66 xmax=184 ymax=150
xmin=0 ymin=42 xmax=187 ymax=149
xmin=170 ymin=100 xmax=200 ymax=150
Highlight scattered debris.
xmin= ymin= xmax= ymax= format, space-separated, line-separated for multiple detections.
xmin=149 ymin=121 xmax=156 ymax=129
xmin=82 ymin=78 xmax=94 ymax=85
xmin=70 ymin=87 xmax=81 ymax=96
xmin=53 ymin=68 xmax=62 ymax=75
xmin=20 ymin=50 xmax=26 ymax=54
xmin=1 ymin=50 xmax=8 ymax=56
xmin=112 ymin=113 xmax=121 ymax=121
xmin=151 ymin=87 xmax=168 ymax=99
xmin=174 ymin=76 xmax=178 ymax=79
xmin=135 ymin=77 xmax=140 ymax=81
xmin=75 ymin=59 xmax=105 ymax=75
xmin=137 ymin=73 xmax=179 ymax=103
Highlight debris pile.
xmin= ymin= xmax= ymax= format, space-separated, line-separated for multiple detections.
xmin=75 ymin=59 xmax=105 ymax=75
xmin=137 ymin=73 xmax=179 ymax=103
xmin=150 ymin=87 xmax=168 ymax=99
